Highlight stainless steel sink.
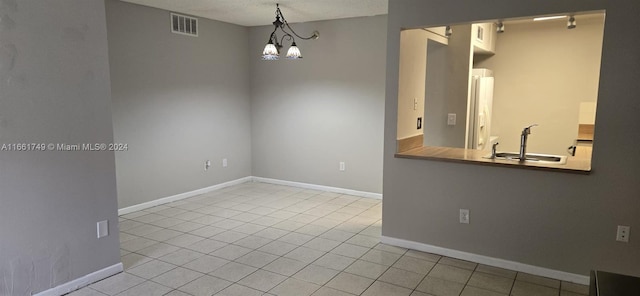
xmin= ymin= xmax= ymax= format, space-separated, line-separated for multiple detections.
xmin=485 ymin=152 xmax=567 ymax=164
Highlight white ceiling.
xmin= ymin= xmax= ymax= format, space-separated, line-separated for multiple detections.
xmin=120 ymin=0 xmax=388 ymax=27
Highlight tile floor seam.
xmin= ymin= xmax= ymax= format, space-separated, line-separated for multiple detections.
xmin=459 ymin=261 xmax=479 ymax=295
xmin=507 ymin=273 xmax=516 ymax=296
xmin=364 ymin=265 xmax=417 ymax=296
xmin=404 ymin=263 xmax=430 ymax=296
xmin=121 ymin=282 xmax=171 ymax=296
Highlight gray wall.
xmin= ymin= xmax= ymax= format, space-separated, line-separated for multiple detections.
xmin=384 ymin=0 xmax=640 ymax=277
xmin=424 ymin=24 xmax=472 ymax=148
xmin=0 ymin=0 xmax=121 ymax=294
xmin=106 ymin=0 xmax=252 ymax=208
xmin=249 ymin=16 xmax=387 ymax=194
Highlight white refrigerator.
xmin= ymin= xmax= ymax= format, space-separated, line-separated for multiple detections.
xmin=467 ymin=68 xmax=495 ymax=150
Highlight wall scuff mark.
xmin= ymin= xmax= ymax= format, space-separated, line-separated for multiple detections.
xmin=51 ymin=246 xmax=70 ymax=288
xmin=0 ymin=262 xmax=9 ymax=295
xmin=0 ymin=44 xmax=16 ymax=73
xmin=7 ymin=73 xmax=27 ymax=90
xmin=62 ymin=25 xmax=89 ymax=43
xmin=9 ymin=258 xmax=34 ymax=295
xmin=0 ymin=0 xmax=17 ymax=13
xmin=0 ymin=14 xmax=15 ymax=31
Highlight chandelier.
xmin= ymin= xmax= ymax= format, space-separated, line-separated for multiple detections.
xmin=262 ymin=4 xmax=319 ymax=60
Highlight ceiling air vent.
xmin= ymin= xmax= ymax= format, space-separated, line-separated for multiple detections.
xmin=171 ymin=13 xmax=198 ymax=37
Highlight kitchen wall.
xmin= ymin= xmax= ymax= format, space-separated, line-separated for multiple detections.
xmin=475 ymin=15 xmax=604 ymax=155
xmin=397 ymin=29 xmax=428 ymax=140
xmin=250 ymin=16 xmax=387 ymax=194
xmin=384 ymin=0 xmax=640 ymax=279
xmin=0 ymin=0 xmax=121 ymax=294
xmin=106 ymin=0 xmax=252 ymax=208
xmin=424 ymin=24 xmax=472 ymax=148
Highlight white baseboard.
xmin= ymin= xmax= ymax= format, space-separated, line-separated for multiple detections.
xmin=119 ymin=176 xmax=381 ymax=216
xmin=252 ymin=177 xmax=383 ymax=199
xmin=381 ymin=236 xmax=589 ymax=285
xmin=34 ymin=263 xmax=123 ymax=296
xmin=118 ymin=176 xmax=253 ymax=215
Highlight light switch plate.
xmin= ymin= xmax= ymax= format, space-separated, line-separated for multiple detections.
xmin=222 ymin=158 xmax=228 ymax=167
xmin=339 ymin=162 xmax=346 ymax=171
xmin=459 ymin=209 xmax=470 ymax=224
xmin=447 ymin=113 xmax=457 ymax=126
xmin=97 ymin=220 xmax=109 ymax=238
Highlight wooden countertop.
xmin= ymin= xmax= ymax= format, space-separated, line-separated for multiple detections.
xmin=395 ymin=146 xmax=592 ymax=174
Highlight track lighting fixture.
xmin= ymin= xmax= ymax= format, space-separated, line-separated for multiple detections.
xmin=445 ymin=26 xmax=452 ymax=37
xmin=531 ymin=14 xmax=578 ymax=29
xmin=567 ymin=16 xmax=576 ymax=29
xmin=496 ymin=22 xmax=505 ymax=33
xmin=533 ymin=15 xmax=567 ymax=21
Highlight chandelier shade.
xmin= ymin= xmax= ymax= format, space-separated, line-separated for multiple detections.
xmin=285 ymin=42 xmax=302 ymax=59
xmin=262 ymin=40 xmax=279 ymax=60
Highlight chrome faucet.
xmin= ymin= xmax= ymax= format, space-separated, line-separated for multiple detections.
xmin=490 ymin=142 xmax=499 ymax=159
xmin=519 ymin=124 xmax=538 ymax=162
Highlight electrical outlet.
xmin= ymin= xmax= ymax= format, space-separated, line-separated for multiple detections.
xmin=204 ymin=160 xmax=211 ymax=171
xmin=447 ymin=113 xmax=457 ymax=126
xmin=413 ymin=98 xmax=418 ymax=110
xmin=339 ymin=162 xmax=346 ymax=172
xmin=222 ymin=158 xmax=228 ymax=168
xmin=97 ymin=220 xmax=108 ymax=238
xmin=616 ymin=225 xmax=630 ymax=242
xmin=459 ymin=209 xmax=470 ymax=224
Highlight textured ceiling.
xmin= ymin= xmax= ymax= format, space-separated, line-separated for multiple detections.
xmin=120 ymin=0 xmax=388 ymax=27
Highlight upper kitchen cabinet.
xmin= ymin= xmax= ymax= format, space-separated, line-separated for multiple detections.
xmin=472 ymin=23 xmax=497 ymax=54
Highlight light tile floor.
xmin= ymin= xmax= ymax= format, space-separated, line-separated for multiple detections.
xmin=68 ymin=182 xmax=589 ymax=296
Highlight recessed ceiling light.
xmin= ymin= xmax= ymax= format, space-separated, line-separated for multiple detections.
xmin=533 ymin=15 xmax=567 ymax=21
